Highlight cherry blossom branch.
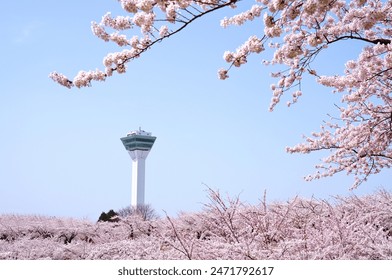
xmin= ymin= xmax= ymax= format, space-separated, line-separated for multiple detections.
xmin=50 ymin=0 xmax=392 ymax=189
xmin=163 ymin=212 xmax=194 ymax=260
xmin=325 ymin=35 xmax=391 ymax=46
xmin=50 ymin=0 xmax=238 ymax=88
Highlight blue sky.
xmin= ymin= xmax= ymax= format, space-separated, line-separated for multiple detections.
xmin=0 ymin=1 xmax=390 ymax=220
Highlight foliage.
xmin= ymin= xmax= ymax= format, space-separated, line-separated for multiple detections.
xmin=98 ymin=209 xmax=120 ymax=222
xmin=50 ymin=0 xmax=392 ymax=188
xmin=117 ymin=204 xmax=160 ymax=221
xmin=1 ymin=190 xmax=391 ymax=259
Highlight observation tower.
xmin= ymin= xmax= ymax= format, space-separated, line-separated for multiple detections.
xmin=120 ymin=128 xmax=156 ymax=208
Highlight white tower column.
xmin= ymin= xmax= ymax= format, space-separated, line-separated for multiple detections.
xmin=129 ymin=150 xmax=150 ymax=207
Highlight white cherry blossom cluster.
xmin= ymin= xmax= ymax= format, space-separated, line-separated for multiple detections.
xmin=220 ymin=5 xmax=264 ymax=27
xmin=91 ymin=22 xmax=110 ymax=42
xmin=49 ymin=72 xmax=73 ymax=89
xmin=73 ymin=70 xmax=107 ymax=88
xmin=222 ymin=35 xmax=263 ymax=70
xmin=159 ymin=25 xmax=169 ymax=37
xmin=101 ymin=12 xmax=133 ymax=30
xmin=132 ymin=11 xmax=155 ymax=33
xmin=120 ymin=0 xmax=138 ymax=13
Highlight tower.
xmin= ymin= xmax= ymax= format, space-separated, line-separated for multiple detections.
xmin=120 ymin=128 xmax=156 ymax=208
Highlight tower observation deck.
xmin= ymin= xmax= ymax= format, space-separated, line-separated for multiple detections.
xmin=120 ymin=128 xmax=156 ymax=208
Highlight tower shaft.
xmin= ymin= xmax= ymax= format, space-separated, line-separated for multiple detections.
xmin=131 ymin=157 xmax=145 ymax=207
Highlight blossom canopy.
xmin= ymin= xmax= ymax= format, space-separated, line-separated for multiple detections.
xmin=50 ymin=0 xmax=392 ymax=188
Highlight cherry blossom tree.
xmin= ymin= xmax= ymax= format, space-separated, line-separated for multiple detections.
xmin=1 ymin=190 xmax=392 ymax=259
xmin=50 ymin=0 xmax=392 ymax=188
xmin=117 ymin=204 xmax=160 ymax=220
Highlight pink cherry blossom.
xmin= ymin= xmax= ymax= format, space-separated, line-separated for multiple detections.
xmin=1 ymin=189 xmax=391 ymax=259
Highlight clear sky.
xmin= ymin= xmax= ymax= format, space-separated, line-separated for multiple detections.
xmin=0 ymin=1 xmax=390 ymax=221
